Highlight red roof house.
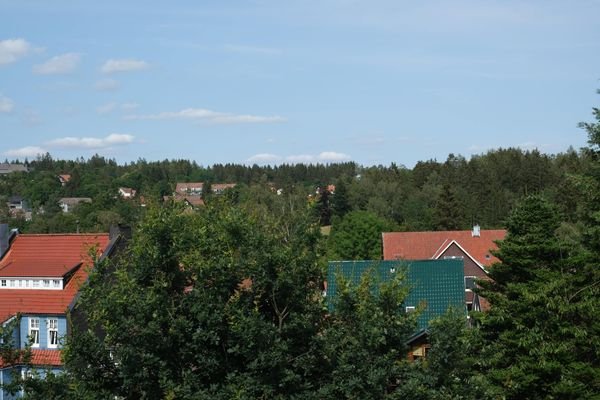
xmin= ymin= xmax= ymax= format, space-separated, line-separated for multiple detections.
xmin=0 ymin=231 xmax=113 ymax=384
xmin=382 ymin=226 xmax=506 ymax=310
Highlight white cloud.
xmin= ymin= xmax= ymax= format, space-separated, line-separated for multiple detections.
xmin=247 ymin=153 xmax=282 ymax=164
xmin=125 ymin=107 xmax=286 ymax=124
xmin=3 ymin=146 xmax=46 ymax=158
xmin=94 ymin=79 xmax=120 ymax=91
xmin=47 ymin=133 xmax=135 ymax=149
xmin=318 ymin=151 xmax=351 ymax=162
xmin=0 ymin=94 xmax=14 ymax=113
xmin=0 ymin=38 xmax=31 ymax=65
xmin=33 ymin=53 xmax=81 ymax=74
xmin=101 ymin=59 xmax=149 ymax=73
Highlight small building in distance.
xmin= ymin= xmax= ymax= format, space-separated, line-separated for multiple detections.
xmin=118 ymin=187 xmax=137 ymax=199
xmin=58 ymin=197 xmax=92 ymax=213
xmin=0 ymin=164 xmax=28 ymax=175
xmin=57 ymin=174 xmax=71 ymax=186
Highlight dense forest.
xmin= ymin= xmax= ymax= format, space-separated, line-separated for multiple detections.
xmin=1 ymin=94 xmax=599 ymax=399
xmin=0 ymin=144 xmax=591 ymax=236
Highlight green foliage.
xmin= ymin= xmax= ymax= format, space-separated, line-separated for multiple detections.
xmin=317 ymin=268 xmax=415 ymax=399
xmin=476 ymin=195 xmax=600 ymax=399
xmin=328 ymin=210 xmax=393 ymax=260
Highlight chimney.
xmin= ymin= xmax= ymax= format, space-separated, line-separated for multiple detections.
xmin=0 ymin=223 xmax=10 ymax=258
xmin=472 ymin=224 xmax=481 ymax=238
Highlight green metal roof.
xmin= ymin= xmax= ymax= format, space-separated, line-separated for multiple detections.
xmin=327 ymin=259 xmax=466 ymax=331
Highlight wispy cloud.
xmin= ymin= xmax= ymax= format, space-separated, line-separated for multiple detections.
xmin=3 ymin=146 xmax=46 ymax=158
xmin=224 ymin=44 xmax=282 ymax=55
xmin=0 ymin=94 xmax=14 ymax=113
xmin=0 ymin=38 xmax=31 ymax=65
xmin=33 ymin=53 xmax=81 ymax=75
xmin=101 ymin=59 xmax=149 ymax=73
xmin=247 ymin=151 xmax=351 ymax=165
xmin=247 ymin=153 xmax=282 ymax=164
xmin=125 ymin=107 xmax=286 ymax=124
xmin=47 ymin=133 xmax=135 ymax=149
xmin=120 ymin=102 xmax=139 ymax=111
xmin=94 ymin=79 xmax=120 ymax=91
xmin=317 ymin=151 xmax=351 ymax=162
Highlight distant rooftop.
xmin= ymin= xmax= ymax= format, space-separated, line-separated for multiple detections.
xmin=0 ymin=163 xmax=28 ymax=174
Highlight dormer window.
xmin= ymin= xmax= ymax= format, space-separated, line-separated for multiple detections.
xmin=43 ymin=279 xmax=50 ymax=288
xmin=1 ymin=279 xmax=5 ymax=287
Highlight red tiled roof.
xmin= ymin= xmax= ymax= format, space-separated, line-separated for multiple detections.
xmin=0 ymin=349 xmax=62 ymax=368
xmin=31 ymin=349 xmax=62 ymax=366
xmin=0 ymin=234 xmax=110 ymax=323
xmin=382 ymin=229 xmax=506 ymax=267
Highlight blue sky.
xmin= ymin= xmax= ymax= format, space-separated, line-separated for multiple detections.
xmin=1 ymin=1 xmax=599 ymax=167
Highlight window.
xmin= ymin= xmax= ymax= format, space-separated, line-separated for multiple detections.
xmin=1 ymin=279 xmax=6 ymax=287
xmin=29 ymin=318 xmax=40 ymax=347
xmin=32 ymin=280 xmax=40 ymax=288
xmin=9 ymin=279 xmax=15 ymax=287
xmin=405 ymin=306 xmax=416 ymax=313
xmin=53 ymin=279 xmax=60 ymax=287
xmin=443 ymin=255 xmax=464 ymax=260
xmin=43 ymin=279 xmax=50 ymax=288
xmin=465 ymin=276 xmax=477 ymax=290
xmin=48 ymin=319 xmax=59 ymax=348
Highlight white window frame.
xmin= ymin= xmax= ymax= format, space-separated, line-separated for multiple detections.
xmin=405 ymin=306 xmax=416 ymax=313
xmin=47 ymin=318 xmax=59 ymax=348
xmin=29 ymin=318 xmax=40 ymax=347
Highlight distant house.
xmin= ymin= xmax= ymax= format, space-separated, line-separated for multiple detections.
xmin=58 ymin=197 xmax=92 ymax=213
xmin=163 ymin=195 xmax=205 ymax=208
xmin=118 ymin=187 xmax=137 ymax=199
xmin=7 ymin=196 xmax=32 ymax=221
xmin=57 ymin=174 xmax=71 ymax=186
xmin=211 ymin=183 xmax=236 ymax=195
xmin=382 ymin=226 xmax=506 ymax=311
xmin=0 ymin=164 xmax=28 ymax=175
xmin=327 ymin=259 xmax=466 ymax=360
xmin=175 ymin=182 xmax=203 ymax=196
xmin=7 ymin=196 xmax=26 ymax=211
xmin=0 ymin=225 xmax=128 ymax=398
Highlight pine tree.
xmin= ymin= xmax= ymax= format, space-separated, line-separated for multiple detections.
xmin=476 ymin=195 xmax=600 ymax=399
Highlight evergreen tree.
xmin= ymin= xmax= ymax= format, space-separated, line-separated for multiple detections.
xmin=432 ymin=183 xmax=463 ymax=230
xmin=330 ymin=178 xmax=351 ymax=218
xmin=476 ymin=195 xmax=600 ymax=399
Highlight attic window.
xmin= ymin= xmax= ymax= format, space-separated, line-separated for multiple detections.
xmin=485 ymin=254 xmax=491 ymax=259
